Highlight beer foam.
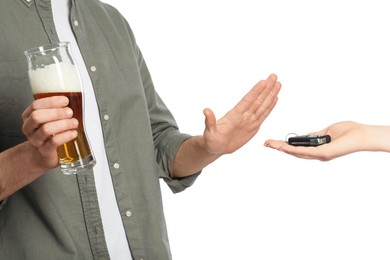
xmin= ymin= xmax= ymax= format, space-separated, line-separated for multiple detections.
xmin=29 ymin=62 xmax=82 ymax=94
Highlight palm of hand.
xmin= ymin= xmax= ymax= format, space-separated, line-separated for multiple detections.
xmin=202 ymin=74 xmax=280 ymax=156
xmin=203 ymin=108 xmax=262 ymax=155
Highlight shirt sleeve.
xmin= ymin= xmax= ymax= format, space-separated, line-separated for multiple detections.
xmin=128 ymin=24 xmax=202 ymax=193
xmin=155 ymin=132 xmax=202 ymax=194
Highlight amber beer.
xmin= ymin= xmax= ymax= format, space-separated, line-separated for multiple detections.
xmin=33 ymin=92 xmax=92 ymax=167
xmin=25 ymin=42 xmax=95 ymax=174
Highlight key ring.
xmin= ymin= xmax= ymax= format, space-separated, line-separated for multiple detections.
xmin=285 ymin=132 xmax=298 ymax=142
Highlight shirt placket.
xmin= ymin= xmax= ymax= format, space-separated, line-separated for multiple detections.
xmin=35 ymin=0 xmax=59 ymax=43
xmin=35 ymin=0 xmax=110 ymax=258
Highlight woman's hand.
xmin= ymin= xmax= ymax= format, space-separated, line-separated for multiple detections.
xmin=264 ymin=121 xmax=388 ymax=161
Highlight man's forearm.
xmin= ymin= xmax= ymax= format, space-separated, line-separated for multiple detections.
xmin=0 ymin=142 xmax=47 ymax=200
xmin=170 ymin=136 xmax=221 ymax=178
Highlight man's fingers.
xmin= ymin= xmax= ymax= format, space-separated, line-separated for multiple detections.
xmin=254 ymin=81 xmax=281 ymax=120
xmin=233 ymin=74 xmax=280 ymax=116
xmin=22 ymin=96 xmax=69 ymax=121
xmin=233 ymin=76 xmax=268 ymax=113
xmin=203 ymin=108 xmax=217 ymax=132
xmin=247 ymin=74 xmax=280 ymax=115
xmin=28 ymin=118 xmax=79 ymax=147
xmin=22 ymin=107 xmax=74 ymax=137
xmin=256 ymin=96 xmax=278 ymax=123
xmin=40 ymin=130 xmax=78 ymax=156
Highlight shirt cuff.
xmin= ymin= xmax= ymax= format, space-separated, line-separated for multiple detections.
xmin=164 ymin=171 xmax=202 ymax=194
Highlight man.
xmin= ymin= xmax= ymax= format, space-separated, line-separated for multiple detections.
xmin=0 ymin=0 xmax=281 ymax=259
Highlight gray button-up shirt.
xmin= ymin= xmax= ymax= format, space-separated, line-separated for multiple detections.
xmin=0 ymin=0 xmax=200 ymax=259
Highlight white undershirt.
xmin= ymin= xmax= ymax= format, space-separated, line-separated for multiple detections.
xmin=51 ymin=1 xmax=133 ymax=259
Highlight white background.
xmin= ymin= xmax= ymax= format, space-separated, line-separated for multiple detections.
xmin=103 ymin=1 xmax=390 ymax=259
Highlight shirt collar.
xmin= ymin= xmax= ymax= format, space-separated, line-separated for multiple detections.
xmin=21 ymin=0 xmax=55 ymax=7
xmin=20 ymin=0 xmax=33 ymax=7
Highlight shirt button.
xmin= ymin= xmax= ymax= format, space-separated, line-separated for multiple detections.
xmin=26 ymin=0 xmax=32 ymax=2
xmin=103 ymin=114 xmax=109 ymax=120
xmin=113 ymin=163 xmax=120 ymax=169
xmin=73 ymin=20 xmax=79 ymax=27
xmin=90 ymin=66 xmax=97 ymax=72
xmin=125 ymin=210 xmax=132 ymax=217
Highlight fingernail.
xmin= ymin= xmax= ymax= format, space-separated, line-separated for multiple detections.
xmin=72 ymin=118 xmax=78 ymax=126
xmin=65 ymin=108 xmax=73 ymax=117
xmin=71 ymin=130 xmax=78 ymax=138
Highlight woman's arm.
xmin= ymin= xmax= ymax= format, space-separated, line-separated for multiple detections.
xmin=265 ymin=121 xmax=390 ymax=161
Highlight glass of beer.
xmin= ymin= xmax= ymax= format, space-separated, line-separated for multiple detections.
xmin=24 ymin=42 xmax=96 ymax=175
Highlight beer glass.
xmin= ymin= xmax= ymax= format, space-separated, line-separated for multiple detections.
xmin=24 ymin=42 xmax=96 ymax=174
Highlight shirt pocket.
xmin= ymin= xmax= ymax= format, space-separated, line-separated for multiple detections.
xmin=0 ymin=61 xmax=33 ymax=144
